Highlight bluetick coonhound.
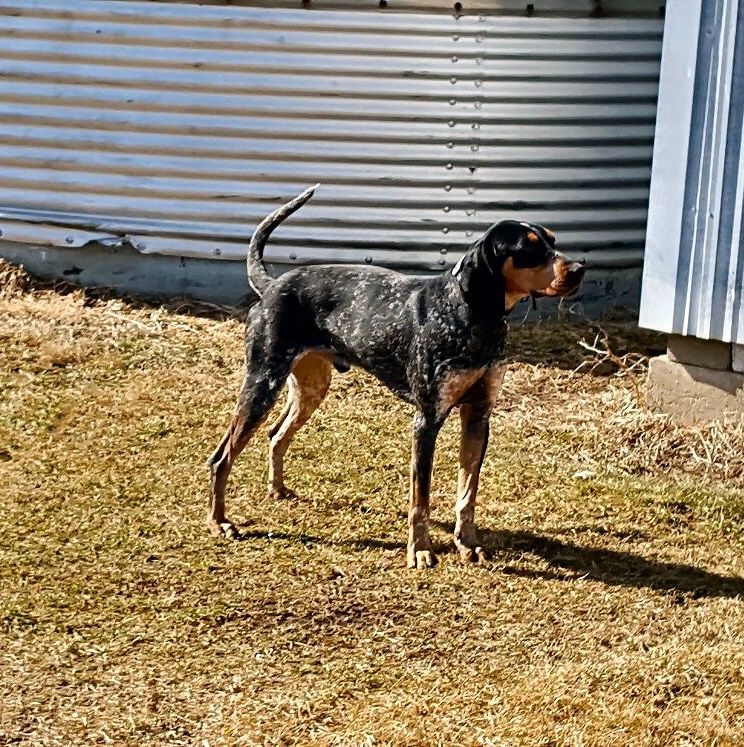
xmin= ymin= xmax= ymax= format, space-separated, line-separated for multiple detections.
xmin=208 ymin=185 xmax=584 ymax=568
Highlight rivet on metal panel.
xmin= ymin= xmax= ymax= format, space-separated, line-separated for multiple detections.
xmin=213 ymin=247 xmax=222 ymax=256
xmin=289 ymin=253 xmax=298 ymax=260
xmin=474 ymin=101 xmax=482 ymax=110
xmin=443 ymin=206 xmax=451 ymax=213
xmin=452 ymin=34 xmax=460 ymax=41
xmin=365 ymin=256 xmax=373 ymax=264
xmin=466 ymin=231 xmax=474 ymax=238
xmin=137 ymin=242 xmax=147 ymax=251
xmin=442 ymin=227 xmax=450 ymax=234
xmin=446 ymin=163 xmax=454 ymax=170
xmin=452 ymin=56 xmax=458 ymax=63
xmin=440 ymin=248 xmax=448 ymax=254
xmin=65 ymin=236 xmax=74 ymax=244
xmin=471 ymin=122 xmax=480 ymax=130
xmin=468 ymin=166 xmax=477 ymax=174
xmin=444 ymin=184 xmax=452 ymax=192
xmin=449 ymin=98 xmax=457 ymax=106
xmin=466 ymin=208 xmax=475 ymax=216
xmin=468 ymin=186 xmax=476 ymax=194
xmin=475 ymin=34 xmax=483 ymax=43
xmin=447 ymin=142 xmax=454 ymax=149
xmin=474 ymin=79 xmax=482 ymax=88
xmin=439 ymin=259 xmax=447 ymax=266
xmin=448 ymin=120 xmax=455 ymax=127
xmin=471 ymin=143 xmax=479 ymax=152
xmin=450 ymin=77 xmax=458 ymax=84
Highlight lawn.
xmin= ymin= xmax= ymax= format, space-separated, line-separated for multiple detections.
xmin=1 ymin=261 xmax=743 ymax=746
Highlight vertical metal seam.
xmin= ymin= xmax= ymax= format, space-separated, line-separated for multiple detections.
xmin=672 ymin=0 xmax=715 ymax=334
xmin=715 ymin=0 xmax=744 ymax=339
xmin=698 ymin=0 xmax=737 ymax=337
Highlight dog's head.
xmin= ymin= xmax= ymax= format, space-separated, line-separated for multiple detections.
xmin=455 ymin=220 xmax=585 ymax=313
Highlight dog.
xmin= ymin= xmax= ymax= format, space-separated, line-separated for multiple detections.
xmin=207 ymin=185 xmax=585 ymax=568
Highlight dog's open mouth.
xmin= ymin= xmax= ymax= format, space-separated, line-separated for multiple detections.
xmin=531 ymin=281 xmax=582 ymax=300
xmin=556 ymin=281 xmax=582 ymax=297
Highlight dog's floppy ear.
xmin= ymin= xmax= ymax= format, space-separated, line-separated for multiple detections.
xmin=455 ymin=227 xmax=507 ymax=314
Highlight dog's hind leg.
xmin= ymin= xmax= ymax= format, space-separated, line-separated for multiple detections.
xmin=207 ymin=359 xmax=291 ymax=538
xmin=267 ymin=352 xmax=333 ymax=499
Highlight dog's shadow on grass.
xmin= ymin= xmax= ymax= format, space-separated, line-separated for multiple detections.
xmin=237 ymin=523 xmax=743 ymax=600
xmin=431 ymin=521 xmax=744 ymax=600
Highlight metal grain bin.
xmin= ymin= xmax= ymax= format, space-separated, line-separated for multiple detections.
xmin=0 ymin=0 xmax=664 ymax=304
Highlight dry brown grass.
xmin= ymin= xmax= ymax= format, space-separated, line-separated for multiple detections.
xmin=1 ymin=260 xmax=744 ymax=746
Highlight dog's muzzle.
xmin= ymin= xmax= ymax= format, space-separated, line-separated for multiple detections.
xmin=552 ymin=258 xmax=586 ymax=297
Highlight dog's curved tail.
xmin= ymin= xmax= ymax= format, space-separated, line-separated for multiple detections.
xmin=247 ymin=183 xmax=320 ymax=297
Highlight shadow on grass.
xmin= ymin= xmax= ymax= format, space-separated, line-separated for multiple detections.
xmin=441 ymin=522 xmax=744 ymax=600
xmin=237 ymin=524 xmax=744 ymax=600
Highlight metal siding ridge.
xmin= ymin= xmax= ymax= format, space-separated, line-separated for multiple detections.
xmin=0 ymin=0 xmax=663 ymax=272
xmin=7 ymin=1 xmax=664 ymax=30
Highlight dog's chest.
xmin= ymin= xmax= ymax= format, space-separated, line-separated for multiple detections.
xmin=429 ymin=316 xmax=508 ymax=371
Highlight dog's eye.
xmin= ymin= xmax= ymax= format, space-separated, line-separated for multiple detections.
xmin=511 ymin=247 xmax=550 ymax=269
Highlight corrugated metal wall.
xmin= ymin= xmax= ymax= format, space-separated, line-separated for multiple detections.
xmin=0 ymin=0 xmax=662 ymax=272
xmin=640 ymin=0 xmax=744 ymax=344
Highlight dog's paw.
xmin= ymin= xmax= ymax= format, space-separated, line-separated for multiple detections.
xmin=268 ymin=486 xmax=297 ymax=500
xmin=458 ymin=545 xmax=488 ymax=565
xmin=407 ymin=548 xmax=438 ymax=570
xmin=209 ymin=520 xmax=241 ymax=540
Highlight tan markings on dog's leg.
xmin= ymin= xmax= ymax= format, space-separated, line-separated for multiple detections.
xmin=454 ymin=365 xmax=504 ymax=563
xmin=208 ymin=364 xmax=290 ymax=538
xmin=484 ymin=364 xmax=506 ymax=403
xmin=267 ymin=386 xmax=293 ymax=440
xmin=437 ymin=368 xmax=486 ymax=416
xmin=208 ymin=410 xmax=267 ymax=538
xmin=455 ymin=403 xmax=490 ymax=564
xmin=407 ymin=414 xmax=441 ymax=569
xmin=267 ymin=352 xmax=332 ymax=499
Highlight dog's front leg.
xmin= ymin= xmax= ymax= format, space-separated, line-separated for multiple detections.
xmin=407 ymin=411 xmax=442 ymax=569
xmin=455 ymin=402 xmax=491 ymax=563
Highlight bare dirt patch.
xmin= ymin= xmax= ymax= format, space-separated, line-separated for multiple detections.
xmin=1 ymin=262 xmax=743 ymax=746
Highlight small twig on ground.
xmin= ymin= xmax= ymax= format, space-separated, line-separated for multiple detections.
xmin=574 ymin=327 xmax=648 ymax=402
